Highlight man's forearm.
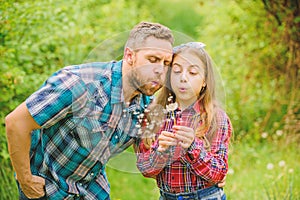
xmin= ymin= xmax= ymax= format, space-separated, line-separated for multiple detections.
xmin=5 ymin=102 xmax=40 ymax=183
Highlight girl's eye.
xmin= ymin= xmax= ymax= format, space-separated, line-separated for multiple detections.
xmin=172 ymin=66 xmax=181 ymax=73
xmin=189 ymin=70 xmax=199 ymax=75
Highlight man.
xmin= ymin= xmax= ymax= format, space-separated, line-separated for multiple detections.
xmin=5 ymin=21 xmax=174 ymax=199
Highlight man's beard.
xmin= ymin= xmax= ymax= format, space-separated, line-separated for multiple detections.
xmin=129 ymin=70 xmax=162 ymax=96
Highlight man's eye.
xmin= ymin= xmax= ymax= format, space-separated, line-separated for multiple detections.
xmin=149 ymin=57 xmax=158 ymax=63
xmin=164 ymin=61 xmax=171 ymax=66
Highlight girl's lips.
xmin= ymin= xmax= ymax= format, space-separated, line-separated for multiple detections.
xmin=178 ymin=87 xmax=187 ymax=92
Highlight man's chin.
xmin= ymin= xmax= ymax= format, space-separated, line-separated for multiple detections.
xmin=139 ymin=85 xmax=162 ymax=96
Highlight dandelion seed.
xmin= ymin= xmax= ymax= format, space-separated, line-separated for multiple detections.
xmin=267 ymin=163 xmax=274 ymax=170
xmin=288 ymin=169 xmax=294 ymax=173
xmin=228 ymin=168 xmax=234 ymax=175
xmin=166 ymin=102 xmax=178 ymax=112
xmin=276 ymin=130 xmax=283 ymax=136
xmin=278 ymin=160 xmax=285 ymax=167
xmin=261 ymin=132 xmax=268 ymax=139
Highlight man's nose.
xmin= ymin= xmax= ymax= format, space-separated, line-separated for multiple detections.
xmin=153 ymin=63 xmax=165 ymax=75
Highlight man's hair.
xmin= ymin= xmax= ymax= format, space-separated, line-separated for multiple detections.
xmin=125 ymin=22 xmax=174 ymax=50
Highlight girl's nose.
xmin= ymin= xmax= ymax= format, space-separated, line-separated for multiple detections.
xmin=180 ymin=70 xmax=188 ymax=82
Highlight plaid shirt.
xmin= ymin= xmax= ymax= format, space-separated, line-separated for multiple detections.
xmin=26 ymin=60 xmax=151 ymax=199
xmin=136 ymin=101 xmax=232 ymax=193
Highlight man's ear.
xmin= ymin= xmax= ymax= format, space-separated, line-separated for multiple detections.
xmin=124 ymin=47 xmax=135 ymax=65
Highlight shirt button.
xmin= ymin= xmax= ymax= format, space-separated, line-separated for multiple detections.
xmin=90 ymin=172 xmax=94 ymax=176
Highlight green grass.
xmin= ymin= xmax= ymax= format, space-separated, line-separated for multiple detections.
xmin=225 ymin=139 xmax=300 ymax=199
xmin=107 ymin=139 xmax=300 ymax=199
xmin=1 ymin=138 xmax=299 ymax=200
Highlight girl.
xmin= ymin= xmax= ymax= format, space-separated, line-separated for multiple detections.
xmin=135 ymin=42 xmax=232 ymax=200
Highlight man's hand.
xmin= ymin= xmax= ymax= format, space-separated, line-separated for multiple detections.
xmin=217 ymin=176 xmax=226 ymax=188
xmin=19 ymin=175 xmax=45 ymax=199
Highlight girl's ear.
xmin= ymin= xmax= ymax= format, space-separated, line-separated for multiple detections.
xmin=124 ymin=47 xmax=135 ymax=65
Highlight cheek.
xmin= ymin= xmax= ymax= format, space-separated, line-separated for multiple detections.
xmin=191 ymin=79 xmax=203 ymax=93
xmin=170 ymin=74 xmax=179 ymax=86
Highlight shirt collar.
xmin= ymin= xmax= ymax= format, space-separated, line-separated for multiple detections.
xmin=181 ymin=99 xmax=202 ymax=114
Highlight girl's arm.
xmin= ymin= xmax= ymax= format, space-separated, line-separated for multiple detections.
xmin=181 ymin=110 xmax=232 ymax=184
xmin=134 ymin=137 xmax=175 ymax=178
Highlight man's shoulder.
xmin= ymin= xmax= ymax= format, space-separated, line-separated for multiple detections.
xmin=61 ymin=61 xmax=122 ymax=82
xmin=65 ymin=61 xmax=114 ymax=73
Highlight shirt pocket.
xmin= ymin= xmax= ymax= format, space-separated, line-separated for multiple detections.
xmin=72 ymin=117 xmax=108 ymax=150
xmin=74 ymin=82 xmax=109 ymax=119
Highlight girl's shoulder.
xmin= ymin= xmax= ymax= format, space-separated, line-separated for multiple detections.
xmin=215 ymin=107 xmax=232 ymax=124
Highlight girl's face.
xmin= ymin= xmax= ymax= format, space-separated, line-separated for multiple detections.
xmin=170 ymin=51 xmax=206 ymax=109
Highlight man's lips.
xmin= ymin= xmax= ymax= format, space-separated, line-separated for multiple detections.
xmin=150 ymin=81 xmax=160 ymax=88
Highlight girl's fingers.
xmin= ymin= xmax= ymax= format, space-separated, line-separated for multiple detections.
xmin=173 ymin=130 xmax=194 ymax=141
xmin=161 ymin=131 xmax=176 ymax=138
xmin=173 ymin=125 xmax=192 ymax=132
xmin=172 ymin=126 xmax=195 ymax=148
xmin=159 ymin=140 xmax=177 ymax=146
xmin=178 ymin=141 xmax=192 ymax=149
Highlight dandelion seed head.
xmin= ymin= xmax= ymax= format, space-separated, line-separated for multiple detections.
xmin=267 ymin=163 xmax=274 ymax=170
xmin=261 ymin=132 xmax=268 ymax=139
xmin=276 ymin=130 xmax=283 ymax=136
xmin=228 ymin=168 xmax=234 ymax=175
xmin=278 ymin=160 xmax=285 ymax=167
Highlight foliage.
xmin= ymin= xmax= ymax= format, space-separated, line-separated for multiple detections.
xmin=189 ymin=0 xmax=299 ymax=142
xmin=0 ymin=0 xmax=299 ymax=199
xmin=0 ymin=161 xmax=17 ymax=200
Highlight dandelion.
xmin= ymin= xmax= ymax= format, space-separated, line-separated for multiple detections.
xmin=228 ymin=168 xmax=234 ymax=175
xmin=267 ymin=163 xmax=274 ymax=170
xmin=276 ymin=130 xmax=283 ymax=136
xmin=288 ymin=169 xmax=294 ymax=173
xmin=166 ymin=102 xmax=178 ymax=112
xmin=278 ymin=160 xmax=285 ymax=167
xmin=261 ymin=132 xmax=268 ymax=139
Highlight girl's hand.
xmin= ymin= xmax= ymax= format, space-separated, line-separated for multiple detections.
xmin=173 ymin=125 xmax=195 ymax=149
xmin=157 ymin=131 xmax=177 ymax=152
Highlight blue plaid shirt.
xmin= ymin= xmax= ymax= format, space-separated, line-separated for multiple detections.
xmin=26 ymin=60 xmax=151 ymax=199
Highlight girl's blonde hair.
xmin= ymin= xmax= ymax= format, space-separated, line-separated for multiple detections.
xmin=143 ymin=42 xmax=220 ymax=149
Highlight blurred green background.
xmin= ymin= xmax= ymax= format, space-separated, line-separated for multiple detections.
xmin=1 ymin=0 xmax=299 ymax=199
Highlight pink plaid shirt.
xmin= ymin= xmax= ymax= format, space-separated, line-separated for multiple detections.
xmin=136 ymin=101 xmax=232 ymax=193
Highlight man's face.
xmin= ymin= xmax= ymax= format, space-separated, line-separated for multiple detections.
xmin=129 ymin=37 xmax=173 ymax=96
